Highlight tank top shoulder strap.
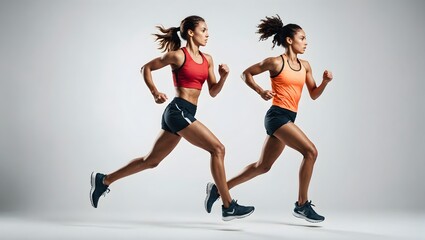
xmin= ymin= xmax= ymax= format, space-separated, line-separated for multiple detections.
xmin=270 ymin=55 xmax=285 ymax=78
xmin=181 ymin=47 xmax=204 ymax=64
xmin=181 ymin=47 xmax=187 ymax=54
xmin=199 ymin=50 xmax=208 ymax=65
xmin=181 ymin=47 xmax=190 ymax=60
xmin=172 ymin=48 xmax=187 ymax=72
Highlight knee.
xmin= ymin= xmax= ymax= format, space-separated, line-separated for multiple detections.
xmin=147 ymin=161 xmax=160 ymax=169
xmin=210 ymin=143 xmax=225 ymax=158
xmin=256 ymin=163 xmax=272 ymax=174
xmin=304 ymin=144 xmax=318 ymax=162
xmin=144 ymin=159 xmax=161 ymax=169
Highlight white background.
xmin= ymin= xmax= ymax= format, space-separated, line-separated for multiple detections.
xmin=1 ymin=0 xmax=424 ymax=218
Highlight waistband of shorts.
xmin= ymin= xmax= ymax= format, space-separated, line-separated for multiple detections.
xmin=270 ymin=105 xmax=297 ymax=115
xmin=172 ymin=97 xmax=197 ymax=110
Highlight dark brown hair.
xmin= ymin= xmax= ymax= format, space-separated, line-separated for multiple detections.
xmin=153 ymin=15 xmax=205 ymax=52
xmin=257 ymin=15 xmax=302 ymax=49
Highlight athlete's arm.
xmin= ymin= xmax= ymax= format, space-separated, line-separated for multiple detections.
xmin=303 ymin=60 xmax=333 ymax=100
xmin=205 ymin=54 xmax=228 ymax=97
xmin=141 ymin=51 xmax=183 ymax=103
xmin=241 ymin=57 xmax=278 ymax=101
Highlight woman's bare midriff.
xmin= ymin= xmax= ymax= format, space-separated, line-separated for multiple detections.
xmin=175 ymin=87 xmax=202 ymax=105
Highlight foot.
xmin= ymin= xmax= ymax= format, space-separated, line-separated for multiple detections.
xmin=90 ymin=172 xmax=110 ymax=208
xmin=205 ymin=182 xmax=220 ymax=213
xmin=292 ymin=200 xmax=325 ymax=223
xmin=222 ymin=199 xmax=255 ymax=221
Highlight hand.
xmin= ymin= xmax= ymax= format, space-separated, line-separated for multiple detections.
xmin=153 ymin=92 xmax=168 ymax=104
xmin=260 ymin=90 xmax=276 ymax=101
xmin=323 ymin=70 xmax=333 ymax=83
xmin=218 ymin=64 xmax=229 ymax=78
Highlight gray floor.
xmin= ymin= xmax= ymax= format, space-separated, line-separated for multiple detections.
xmin=1 ymin=211 xmax=424 ymax=240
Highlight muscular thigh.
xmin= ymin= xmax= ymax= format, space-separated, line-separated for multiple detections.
xmin=273 ymin=122 xmax=315 ymax=154
xmin=257 ymin=135 xmax=286 ymax=167
xmin=177 ymin=120 xmax=222 ymax=152
xmin=145 ymin=130 xmax=182 ymax=161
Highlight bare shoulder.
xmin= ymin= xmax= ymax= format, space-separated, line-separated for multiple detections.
xmin=201 ymin=51 xmax=211 ymax=58
xmin=165 ymin=48 xmax=184 ymax=60
xmin=202 ymin=52 xmax=213 ymax=61
xmin=299 ymin=59 xmax=311 ymax=71
xmin=161 ymin=49 xmax=185 ymax=66
xmin=260 ymin=56 xmax=283 ymax=74
xmin=266 ymin=56 xmax=282 ymax=64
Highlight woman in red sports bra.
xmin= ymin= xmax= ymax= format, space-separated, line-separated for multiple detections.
xmin=205 ymin=15 xmax=333 ymax=223
xmin=90 ymin=15 xmax=254 ymax=221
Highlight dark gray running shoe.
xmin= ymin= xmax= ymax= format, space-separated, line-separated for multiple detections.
xmin=90 ymin=172 xmax=110 ymax=208
xmin=205 ymin=182 xmax=220 ymax=213
xmin=293 ymin=200 xmax=325 ymax=223
xmin=222 ymin=199 xmax=255 ymax=221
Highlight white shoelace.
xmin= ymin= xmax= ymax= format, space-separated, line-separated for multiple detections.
xmin=102 ymin=188 xmax=110 ymax=197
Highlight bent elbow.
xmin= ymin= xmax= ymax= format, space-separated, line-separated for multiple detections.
xmin=140 ymin=64 xmax=151 ymax=75
xmin=309 ymin=90 xmax=319 ymax=100
xmin=241 ymin=71 xmax=249 ymax=82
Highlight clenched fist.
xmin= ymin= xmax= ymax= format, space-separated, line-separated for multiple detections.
xmin=153 ymin=92 xmax=168 ymax=104
xmin=218 ymin=64 xmax=229 ymax=78
xmin=323 ymin=70 xmax=333 ymax=83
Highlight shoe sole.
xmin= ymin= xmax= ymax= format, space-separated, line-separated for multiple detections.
xmin=222 ymin=209 xmax=255 ymax=221
xmin=89 ymin=172 xmax=97 ymax=208
xmin=292 ymin=211 xmax=324 ymax=223
xmin=205 ymin=182 xmax=218 ymax=213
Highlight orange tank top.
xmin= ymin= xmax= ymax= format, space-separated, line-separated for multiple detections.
xmin=271 ymin=55 xmax=306 ymax=112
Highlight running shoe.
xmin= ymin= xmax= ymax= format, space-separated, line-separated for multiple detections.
xmin=222 ymin=199 xmax=255 ymax=221
xmin=90 ymin=172 xmax=110 ymax=208
xmin=205 ymin=182 xmax=220 ymax=213
xmin=292 ymin=200 xmax=325 ymax=223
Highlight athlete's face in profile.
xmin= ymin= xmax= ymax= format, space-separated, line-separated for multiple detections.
xmin=190 ymin=21 xmax=209 ymax=47
xmin=290 ymin=29 xmax=308 ymax=54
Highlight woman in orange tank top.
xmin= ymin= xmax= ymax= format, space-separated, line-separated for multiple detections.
xmin=90 ymin=15 xmax=254 ymax=221
xmin=204 ymin=15 xmax=333 ymax=223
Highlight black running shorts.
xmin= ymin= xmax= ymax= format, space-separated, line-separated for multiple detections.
xmin=264 ymin=105 xmax=297 ymax=136
xmin=161 ymin=97 xmax=197 ymax=134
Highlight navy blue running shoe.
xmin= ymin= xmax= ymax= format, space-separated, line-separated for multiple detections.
xmin=292 ymin=200 xmax=325 ymax=223
xmin=90 ymin=172 xmax=110 ymax=208
xmin=205 ymin=182 xmax=220 ymax=213
xmin=222 ymin=199 xmax=255 ymax=221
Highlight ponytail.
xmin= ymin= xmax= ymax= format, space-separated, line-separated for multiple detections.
xmin=153 ymin=26 xmax=181 ymax=52
xmin=153 ymin=15 xmax=205 ymax=52
xmin=257 ymin=14 xmax=302 ymax=49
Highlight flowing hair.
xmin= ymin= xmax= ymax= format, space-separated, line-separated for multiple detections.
xmin=257 ymin=14 xmax=302 ymax=49
xmin=153 ymin=15 xmax=205 ymax=52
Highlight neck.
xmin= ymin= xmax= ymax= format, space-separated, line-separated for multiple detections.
xmin=284 ymin=49 xmax=297 ymax=62
xmin=186 ymin=42 xmax=200 ymax=55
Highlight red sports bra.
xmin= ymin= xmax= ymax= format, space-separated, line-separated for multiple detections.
xmin=172 ymin=47 xmax=209 ymax=90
